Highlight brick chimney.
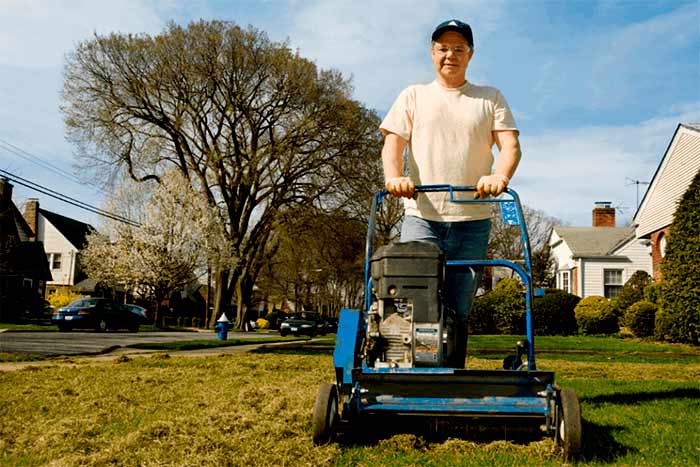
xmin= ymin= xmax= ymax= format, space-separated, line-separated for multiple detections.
xmin=23 ymin=198 xmax=39 ymax=239
xmin=592 ymin=201 xmax=615 ymax=227
xmin=0 ymin=178 xmax=12 ymax=211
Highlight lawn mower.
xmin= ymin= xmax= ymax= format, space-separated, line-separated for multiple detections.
xmin=312 ymin=185 xmax=583 ymax=460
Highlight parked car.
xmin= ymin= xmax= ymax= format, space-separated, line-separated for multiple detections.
xmin=279 ymin=311 xmax=326 ymax=337
xmin=123 ymin=304 xmax=151 ymax=324
xmin=52 ymin=298 xmax=141 ymax=332
xmin=323 ymin=317 xmax=338 ymax=334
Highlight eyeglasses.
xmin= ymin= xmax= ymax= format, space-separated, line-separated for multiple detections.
xmin=433 ymin=45 xmax=470 ymax=56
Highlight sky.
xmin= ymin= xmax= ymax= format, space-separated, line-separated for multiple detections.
xmin=0 ymin=0 xmax=698 ymax=228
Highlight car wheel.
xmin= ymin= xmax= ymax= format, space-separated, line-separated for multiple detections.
xmin=312 ymin=383 xmax=339 ymax=445
xmin=556 ymin=388 xmax=583 ymax=460
xmin=280 ymin=330 xmax=287 ymax=337
xmin=129 ymin=324 xmax=140 ymax=333
xmin=57 ymin=324 xmax=71 ymax=332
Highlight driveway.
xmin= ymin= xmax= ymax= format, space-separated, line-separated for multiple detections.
xmin=0 ymin=330 xmax=270 ymax=356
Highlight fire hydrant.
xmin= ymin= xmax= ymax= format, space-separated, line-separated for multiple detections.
xmin=215 ymin=313 xmax=231 ymax=340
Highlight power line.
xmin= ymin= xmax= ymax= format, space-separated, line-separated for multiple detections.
xmin=0 ymin=138 xmax=105 ymax=194
xmin=0 ymin=168 xmax=140 ymax=227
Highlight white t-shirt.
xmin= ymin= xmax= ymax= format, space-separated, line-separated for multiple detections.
xmin=380 ymin=80 xmax=518 ymax=221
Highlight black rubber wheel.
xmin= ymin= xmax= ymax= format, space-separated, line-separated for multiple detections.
xmin=557 ymin=388 xmax=583 ymax=460
xmin=129 ymin=324 xmax=140 ymax=333
xmin=57 ymin=324 xmax=71 ymax=332
xmin=280 ymin=330 xmax=287 ymax=337
xmin=312 ymin=383 xmax=338 ymax=445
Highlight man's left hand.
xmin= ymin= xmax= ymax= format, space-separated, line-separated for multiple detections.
xmin=475 ymin=174 xmax=509 ymax=199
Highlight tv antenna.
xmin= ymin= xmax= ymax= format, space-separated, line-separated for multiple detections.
xmin=625 ymin=178 xmax=650 ymax=210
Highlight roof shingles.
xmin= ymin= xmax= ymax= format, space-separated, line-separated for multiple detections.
xmin=554 ymin=226 xmax=635 ymax=257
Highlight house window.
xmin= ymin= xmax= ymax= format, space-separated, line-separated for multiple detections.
xmin=658 ymin=233 xmax=667 ymax=258
xmin=604 ymin=269 xmax=623 ymax=299
xmin=23 ymin=278 xmax=33 ymax=288
xmin=47 ymin=253 xmax=62 ymax=270
xmin=560 ymin=271 xmax=570 ymax=293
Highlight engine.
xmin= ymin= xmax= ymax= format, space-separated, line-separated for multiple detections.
xmin=365 ymin=241 xmax=455 ymax=368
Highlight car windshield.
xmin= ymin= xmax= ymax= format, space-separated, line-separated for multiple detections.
xmin=67 ymin=298 xmax=99 ymax=308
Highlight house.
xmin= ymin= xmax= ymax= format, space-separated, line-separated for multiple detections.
xmin=0 ymin=178 xmax=52 ymax=321
xmin=22 ymin=198 xmax=95 ymax=295
xmin=549 ymin=202 xmax=652 ymax=299
xmin=632 ymin=123 xmax=700 ymax=280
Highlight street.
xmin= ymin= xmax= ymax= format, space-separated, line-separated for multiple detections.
xmin=0 ymin=330 xmax=268 ymax=356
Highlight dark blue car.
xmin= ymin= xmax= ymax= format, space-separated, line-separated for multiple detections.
xmin=52 ymin=298 xmax=141 ymax=332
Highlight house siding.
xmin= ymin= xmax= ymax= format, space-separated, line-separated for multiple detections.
xmin=581 ymin=259 xmax=629 ymax=297
xmin=636 ymin=127 xmax=700 ymax=238
xmin=37 ymin=216 xmax=78 ymax=286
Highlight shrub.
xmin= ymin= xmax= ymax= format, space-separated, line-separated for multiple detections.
xmin=643 ymin=281 xmax=666 ymax=305
xmin=47 ymin=289 xmax=85 ymax=309
xmin=611 ymin=270 xmax=652 ymax=319
xmin=533 ymin=289 xmax=580 ymax=335
xmin=658 ymin=170 xmax=700 ymax=344
xmin=574 ymin=296 xmax=618 ymax=335
xmin=491 ymin=278 xmax=526 ymax=335
xmin=468 ymin=293 xmax=497 ymax=334
xmin=654 ymin=307 xmax=674 ymax=341
xmin=255 ymin=318 xmax=269 ymax=330
xmin=469 ymin=278 xmax=525 ymax=335
xmin=623 ymin=300 xmax=657 ymax=338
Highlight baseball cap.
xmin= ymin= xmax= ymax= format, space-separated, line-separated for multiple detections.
xmin=431 ymin=19 xmax=474 ymax=47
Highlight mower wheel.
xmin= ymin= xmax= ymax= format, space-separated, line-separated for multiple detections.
xmin=557 ymin=388 xmax=582 ymax=460
xmin=312 ymin=383 xmax=338 ymax=445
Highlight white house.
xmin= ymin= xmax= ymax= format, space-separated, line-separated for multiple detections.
xmin=633 ymin=123 xmax=700 ymax=280
xmin=549 ymin=202 xmax=652 ymax=298
xmin=22 ymin=199 xmax=94 ymax=294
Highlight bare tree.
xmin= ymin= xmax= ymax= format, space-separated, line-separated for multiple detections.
xmin=62 ymin=21 xmax=380 ymax=327
xmin=487 ymin=204 xmax=562 ymax=286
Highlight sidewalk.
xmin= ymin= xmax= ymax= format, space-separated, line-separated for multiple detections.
xmin=0 ymin=337 xmax=323 ymax=372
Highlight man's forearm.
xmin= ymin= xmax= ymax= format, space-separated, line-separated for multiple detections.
xmin=381 ymin=132 xmax=407 ymax=179
xmin=493 ymin=139 xmax=522 ymax=181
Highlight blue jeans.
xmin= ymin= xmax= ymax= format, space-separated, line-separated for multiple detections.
xmin=401 ymin=215 xmax=491 ymax=367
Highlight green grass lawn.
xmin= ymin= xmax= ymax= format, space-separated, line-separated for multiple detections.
xmin=0 ymin=337 xmax=698 ymax=466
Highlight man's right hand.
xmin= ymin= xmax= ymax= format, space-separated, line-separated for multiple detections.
xmin=385 ymin=177 xmax=415 ymax=198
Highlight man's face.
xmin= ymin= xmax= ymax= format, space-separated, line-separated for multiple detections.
xmin=431 ymin=31 xmax=473 ymax=84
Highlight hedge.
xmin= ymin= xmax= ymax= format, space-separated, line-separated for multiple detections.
xmin=574 ymin=296 xmax=618 ymax=335
xmin=658 ymin=170 xmax=700 ymax=344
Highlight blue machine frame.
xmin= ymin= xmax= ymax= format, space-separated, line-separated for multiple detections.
xmin=332 ymin=185 xmax=556 ymax=429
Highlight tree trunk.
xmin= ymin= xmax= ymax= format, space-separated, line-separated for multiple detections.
xmin=210 ymin=268 xmax=235 ymax=328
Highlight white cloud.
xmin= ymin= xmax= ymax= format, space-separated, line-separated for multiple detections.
xmin=0 ymin=0 xmax=164 ymax=68
xmin=288 ymin=0 xmax=507 ymax=110
xmin=516 ymin=102 xmax=700 ymax=226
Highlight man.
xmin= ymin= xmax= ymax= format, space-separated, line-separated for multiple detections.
xmin=379 ymin=19 xmax=521 ymax=367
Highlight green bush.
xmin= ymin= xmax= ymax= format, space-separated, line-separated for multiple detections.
xmin=623 ymin=300 xmax=657 ymax=338
xmin=658 ymin=170 xmax=700 ymax=344
xmin=469 ymin=278 xmax=525 ymax=335
xmin=468 ymin=293 xmax=497 ymax=334
xmin=611 ymin=270 xmax=652 ymax=319
xmin=643 ymin=281 xmax=666 ymax=305
xmin=574 ymin=296 xmax=618 ymax=335
xmin=533 ymin=289 xmax=580 ymax=335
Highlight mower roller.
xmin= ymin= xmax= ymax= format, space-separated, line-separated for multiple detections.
xmin=312 ymin=185 xmax=582 ymax=460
